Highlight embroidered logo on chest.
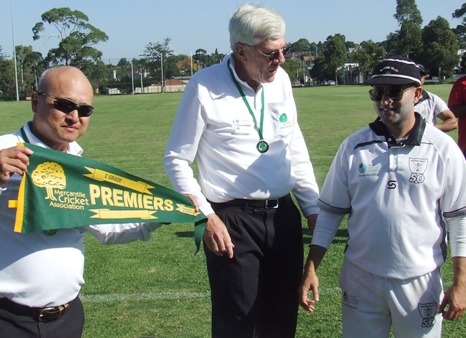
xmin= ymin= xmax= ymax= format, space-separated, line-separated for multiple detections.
xmin=358 ymin=162 xmax=381 ymax=176
xmin=409 ymin=157 xmax=428 ymax=184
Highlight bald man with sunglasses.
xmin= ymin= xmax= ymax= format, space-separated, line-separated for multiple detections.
xmin=299 ymin=55 xmax=466 ymax=337
xmin=0 ymin=66 xmax=160 ymax=338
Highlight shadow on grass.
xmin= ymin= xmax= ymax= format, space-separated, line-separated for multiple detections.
xmin=302 ymin=228 xmax=349 ymax=245
xmin=175 ymin=231 xmax=194 ymax=238
xmin=176 ymin=229 xmax=349 ymax=245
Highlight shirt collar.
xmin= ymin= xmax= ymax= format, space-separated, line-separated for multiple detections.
xmin=22 ymin=122 xmax=83 ymax=156
xmin=414 ymin=90 xmax=429 ymax=106
xmin=369 ymin=112 xmax=426 ymax=147
xmin=225 ymin=53 xmax=263 ymax=93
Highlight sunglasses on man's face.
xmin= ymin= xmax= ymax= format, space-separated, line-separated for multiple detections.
xmin=368 ymin=86 xmax=414 ymax=102
xmin=246 ymin=44 xmax=291 ymax=61
xmin=38 ymin=92 xmax=94 ymax=117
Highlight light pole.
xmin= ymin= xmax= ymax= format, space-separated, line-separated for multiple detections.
xmin=160 ymin=52 xmax=164 ymax=93
xmin=140 ymin=69 xmax=144 ymax=93
xmin=130 ymin=61 xmax=134 ymax=94
xmin=10 ymin=0 xmax=19 ymax=101
xmin=190 ymin=52 xmax=193 ymax=77
xmin=17 ymin=53 xmax=24 ymax=92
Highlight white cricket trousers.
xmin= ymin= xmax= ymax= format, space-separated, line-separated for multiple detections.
xmin=339 ymin=259 xmax=443 ymax=338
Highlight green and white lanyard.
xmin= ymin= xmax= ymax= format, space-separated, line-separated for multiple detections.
xmin=227 ymin=59 xmax=269 ymax=153
xmin=20 ymin=126 xmax=57 ymax=236
xmin=20 ymin=127 xmax=29 ymax=142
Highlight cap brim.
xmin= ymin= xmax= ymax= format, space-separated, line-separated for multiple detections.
xmin=366 ymin=75 xmax=420 ymax=86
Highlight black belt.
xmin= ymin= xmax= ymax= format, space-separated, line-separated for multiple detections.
xmin=0 ymin=297 xmax=72 ymax=322
xmin=209 ymin=194 xmax=290 ymax=210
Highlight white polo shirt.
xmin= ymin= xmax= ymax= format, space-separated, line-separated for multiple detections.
xmin=414 ymin=90 xmax=449 ymax=125
xmin=0 ymin=123 xmax=159 ymax=307
xmin=313 ymin=115 xmax=466 ymax=279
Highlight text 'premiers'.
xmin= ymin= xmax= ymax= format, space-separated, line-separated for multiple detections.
xmin=89 ymin=184 xmax=174 ymax=211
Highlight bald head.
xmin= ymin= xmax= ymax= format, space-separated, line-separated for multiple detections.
xmin=31 ymin=66 xmax=94 ymax=151
xmin=37 ymin=66 xmax=93 ymax=100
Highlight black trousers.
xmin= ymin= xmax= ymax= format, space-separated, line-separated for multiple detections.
xmin=205 ymin=195 xmax=303 ymax=338
xmin=0 ymin=297 xmax=85 ymax=338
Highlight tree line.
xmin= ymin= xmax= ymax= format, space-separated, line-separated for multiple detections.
xmin=0 ymin=0 xmax=465 ymax=99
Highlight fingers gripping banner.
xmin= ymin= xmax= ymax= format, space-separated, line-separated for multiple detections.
xmin=10 ymin=143 xmax=204 ymax=233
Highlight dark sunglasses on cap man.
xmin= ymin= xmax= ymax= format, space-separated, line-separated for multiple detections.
xmin=368 ymin=86 xmax=415 ymax=102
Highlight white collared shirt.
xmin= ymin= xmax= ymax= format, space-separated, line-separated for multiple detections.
xmin=0 ymin=122 xmax=159 ymax=307
xmin=415 ymin=90 xmax=449 ymax=125
xmin=163 ymin=55 xmax=319 ymax=217
xmin=313 ymin=118 xmax=466 ymax=279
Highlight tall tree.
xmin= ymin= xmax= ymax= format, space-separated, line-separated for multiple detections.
xmin=193 ymin=49 xmax=208 ymax=69
xmin=0 ymin=46 xmax=16 ymax=99
xmin=452 ymin=3 xmax=466 ymax=53
xmin=309 ymin=35 xmax=346 ymax=84
xmin=452 ymin=2 xmax=466 ymax=24
xmin=386 ymin=0 xmax=423 ymax=57
xmin=309 ymin=42 xmax=321 ymax=57
xmin=281 ymin=58 xmax=303 ymax=83
xmin=417 ymin=17 xmax=459 ymax=79
xmin=32 ymin=7 xmax=108 ymax=68
xmin=15 ymin=45 xmax=44 ymax=95
xmin=350 ymin=40 xmax=385 ymax=82
xmin=292 ymin=38 xmax=311 ymax=53
xmin=142 ymin=37 xmax=174 ymax=85
xmin=322 ymin=34 xmax=347 ymax=83
xmin=176 ymin=55 xmax=193 ymax=76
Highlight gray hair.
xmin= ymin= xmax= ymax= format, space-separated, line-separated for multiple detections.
xmin=229 ymin=3 xmax=285 ymax=50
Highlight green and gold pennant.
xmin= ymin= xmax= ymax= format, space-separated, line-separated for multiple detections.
xmin=10 ymin=143 xmax=204 ymax=233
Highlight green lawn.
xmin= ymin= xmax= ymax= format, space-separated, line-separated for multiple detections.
xmin=0 ymin=84 xmax=464 ymax=337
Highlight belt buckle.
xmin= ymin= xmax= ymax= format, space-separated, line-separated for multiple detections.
xmin=37 ymin=307 xmax=61 ymax=322
xmin=265 ymin=199 xmax=279 ymax=209
xmin=36 ymin=303 xmax=69 ymax=322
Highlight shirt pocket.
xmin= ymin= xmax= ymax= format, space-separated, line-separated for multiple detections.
xmin=269 ymin=102 xmax=294 ymax=137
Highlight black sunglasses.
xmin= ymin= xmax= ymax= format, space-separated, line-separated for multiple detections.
xmin=38 ymin=92 xmax=94 ymax=117
xmin=245 ymin=44 xmax=291 ymax=60
xmin=368 ymin=86 xmax=414 ymax=102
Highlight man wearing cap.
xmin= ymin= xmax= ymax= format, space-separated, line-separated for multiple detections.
xmin=299 ymin=55 xmax=466 ymax=337
xmin=414 ymin=64 xmax=457 ymax=132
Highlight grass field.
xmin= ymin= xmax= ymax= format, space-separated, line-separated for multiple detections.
xmin=0 ymin=84 xmax=465 ymax=337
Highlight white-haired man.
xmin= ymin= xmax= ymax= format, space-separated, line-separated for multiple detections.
xmin=164 ymin=3 xmax=319 ymax=337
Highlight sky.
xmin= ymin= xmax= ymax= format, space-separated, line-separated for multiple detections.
xmin=1 ymin=0 xmax=465 ymax=64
